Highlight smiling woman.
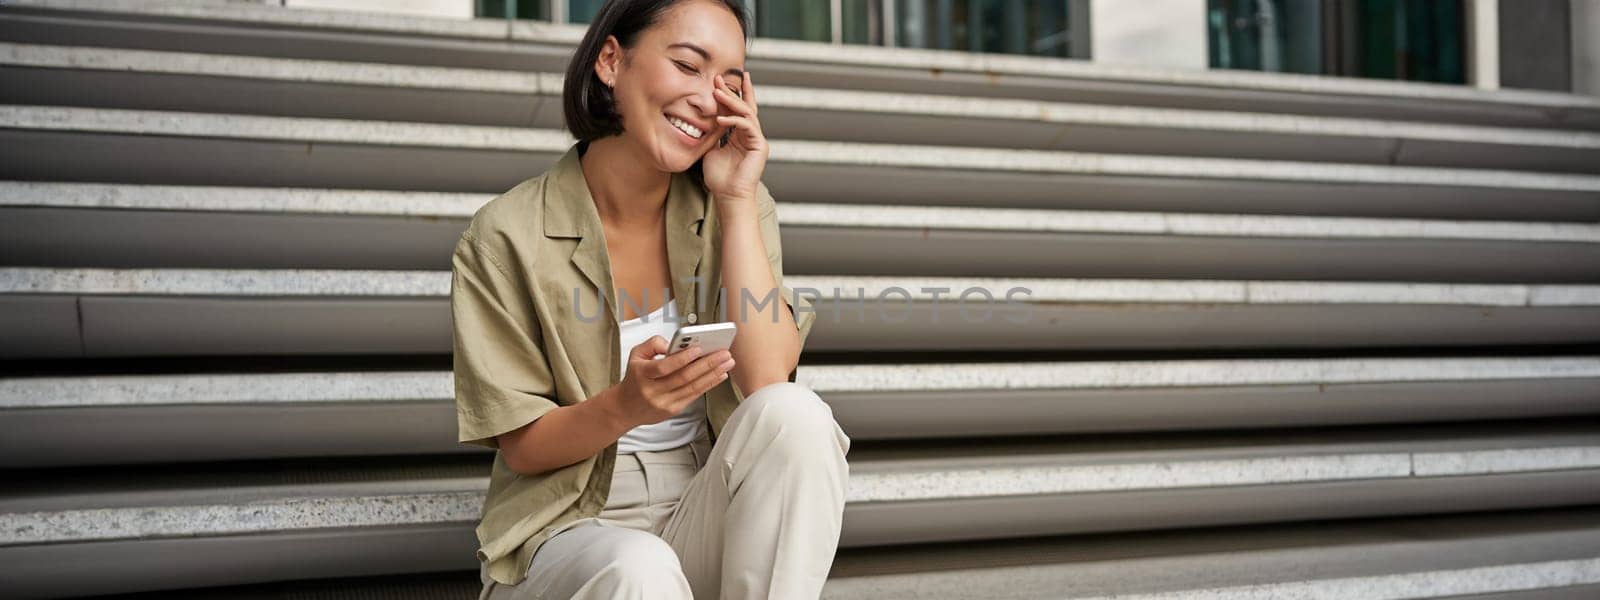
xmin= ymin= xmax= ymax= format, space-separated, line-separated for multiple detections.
xmin=455 ymin=0 xmax=847 ymax=599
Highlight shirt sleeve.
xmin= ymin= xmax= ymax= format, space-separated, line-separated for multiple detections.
xmin=451 ymin=229 xmax=560 ymax=450
xmin=756 ymin=183 xmax=816 ymax=382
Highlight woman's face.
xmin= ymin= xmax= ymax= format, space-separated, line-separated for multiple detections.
xmin=598 ymin=0 xmax=746 ymax=173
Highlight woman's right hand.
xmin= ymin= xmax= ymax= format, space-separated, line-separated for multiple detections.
xmin=604 ymin=336 xmax=735 ymax=429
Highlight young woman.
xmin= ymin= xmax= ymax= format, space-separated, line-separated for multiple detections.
xmin=450 ymin=0 xmax=851 ymax=598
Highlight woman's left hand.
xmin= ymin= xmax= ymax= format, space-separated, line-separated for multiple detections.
xmin=701 ymin=70 xmax=768 ymax=206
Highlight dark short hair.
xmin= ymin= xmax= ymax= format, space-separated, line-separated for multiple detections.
xmin=563 ymin=0 xmax=750 ymax=142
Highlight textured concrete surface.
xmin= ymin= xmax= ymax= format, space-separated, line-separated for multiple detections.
xmin=5 ymin=267 xmax=1600 ymax=306
xmin=787 ymin=275 xmax=1600 ymax=306
xmin=7 ymin=0 xmax=518 ymax=40
xmin=0 ymin=42 xmax=543 ymax=94
xmin=8 ymin=182 xmax=1600 ymax=244
xmin=6 ymin=357 xmax=1598 ymax=408
xmin=7 ymin=106 xmax=1600 ymax=192
xmin=823 ymin=557 xmax=1600 ymax=600
xmin=1415 ymin=447 xmax=1600 ymax=476
xmin=0 ymin=182 xmax=489 ymax=217
xmin=771 ymin=139 xmax=1600 ymax=192
xmin=846 ymin=453 xmax=1411 ymax=502
xmin=9 ymin=42 xmax=1599 ymax=151
xmin=0 ymin=371 xmax=450 ymax=408
xmin=4 ymin=437 xmax=1598 ymax=543
xmin=0 ymin=491 xmax=484 ymax=545
xmin=0 ymin=267 xmax=445 ymax=296
xmin=777 ymin=202 xmax=1600 ymax=243
xmin=800 ymin=357 xmax=1600 ymax=392
xmin=0 ymin=106 xmax=567 ymax=151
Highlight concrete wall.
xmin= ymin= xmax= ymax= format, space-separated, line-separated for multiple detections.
xmin=1575 ymin=0 xmax=1600 ymax=96
xmin=1499 ymin=0 xmax=1573 ymax=91
xmin=1089 ymin=0 xmax=1208 ymax=70
xmin=284 ymin=0 xmax=473 ymax=20
xmin=1467 ymin=0 xmax=1500 ymax=89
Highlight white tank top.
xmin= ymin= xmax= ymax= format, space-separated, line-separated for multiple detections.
xmin=615 ymin=297 xmax=706 ymax=454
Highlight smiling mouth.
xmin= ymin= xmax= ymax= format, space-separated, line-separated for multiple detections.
xmin=666 ymin=114 xmax=704 ymax=140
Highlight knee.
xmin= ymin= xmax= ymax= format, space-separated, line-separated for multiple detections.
xmin=590 ymin=532 xmax=687 ymax=590
xmin=746 ymin=382 xmax=834 ymax=430
xmin=743 ymin=382 xmax=849 ymax=457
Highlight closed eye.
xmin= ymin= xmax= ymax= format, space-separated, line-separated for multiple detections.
xmin=675 ymin=59 xmax=740 ymax=93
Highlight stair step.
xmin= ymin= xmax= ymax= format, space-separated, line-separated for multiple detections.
xmin=58 ymin=510 xmax=1600 ymax=599
xmin=5 ymin=182 xmax=1600 ymax=281
xmin=5 ymin=106 xmax=1600 ymax=220
xmin=3 ymin=422 xmax=1598 ymax=596
xmin=5 ymin=267 xmax=1599 ymax=358
xmin=6 ymin=43 xmax=1599 ymax=172
xmin=824 ymin=509 xmax=1600 ymax=599
xmin=4 ymin=357 xmax=1599 ymax=467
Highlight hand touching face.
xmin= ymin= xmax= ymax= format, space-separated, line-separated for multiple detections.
xmin=701 ymin=69 xmax=768 ymax=203
xmin=597 ymin=0 xmax=747 ymax=174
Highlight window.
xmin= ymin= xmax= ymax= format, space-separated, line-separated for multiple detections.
xmin=897 ymin=0 xmax=1088 ymax=58
xmin=1208 ymin=0 xmax=1465 ymax=84
xmin=476 ymin=0 xmax=1091 ymax=60
xmin=756 ymin=0 xmax=832 ymax=42
xmin=567 ymin=0 xmax=604 ymax=24
xmin=1208 ymin=0 xmax=1323 ymax=74
xmin=476 ymin=0 xmax=547 ymax=20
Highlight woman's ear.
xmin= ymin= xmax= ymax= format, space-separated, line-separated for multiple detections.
xmin=595 ymin=35 xmax=622 ymax=88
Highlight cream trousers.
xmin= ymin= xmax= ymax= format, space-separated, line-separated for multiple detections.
xmin=479 ymin=382 xmax=853 ymax=600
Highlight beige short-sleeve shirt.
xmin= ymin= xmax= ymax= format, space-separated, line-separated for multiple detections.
xmin=451 ymin=140 xmax=816 ymax=586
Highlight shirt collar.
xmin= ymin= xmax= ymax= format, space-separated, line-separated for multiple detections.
xmin=543 ymin=140 xmax=710 ymax=320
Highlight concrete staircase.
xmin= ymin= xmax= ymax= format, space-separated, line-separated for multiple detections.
xmin=3 ymin=1 xmax=1600 ymax=597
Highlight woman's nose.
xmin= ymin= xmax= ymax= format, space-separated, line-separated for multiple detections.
xmin=686 ymin=81 xmax=718 ymax=116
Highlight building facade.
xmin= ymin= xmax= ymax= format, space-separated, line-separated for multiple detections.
xmin=292 ymin=0 xmax=1599 ymax=94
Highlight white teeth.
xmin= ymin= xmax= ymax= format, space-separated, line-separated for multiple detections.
xmin=667 ymin=116 xmax=703 ymax=139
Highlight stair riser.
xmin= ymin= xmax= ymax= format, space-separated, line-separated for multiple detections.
xmin=6 ymin=208 xmax=1600 ymax=282
xmin=5 ymin=129 xmax=1599 ymax=221
xmin=2 ymin=470 xmax=1595 ymax=597
xmin=0 ymin=523 xmax=477 ymax=599
xmin=6 ymin=294 xmax=1599 ymax=358
xmin=9 ymin=66 xmax=1600 ymax=172
xmin=8 ymin=378 xmax=1600 ymax=467
xmin=841 ymin=469 xmax=1600 ymax=547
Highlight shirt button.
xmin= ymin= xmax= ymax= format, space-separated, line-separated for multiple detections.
xmin=687 ymin=313 xmax=698 ymax=324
